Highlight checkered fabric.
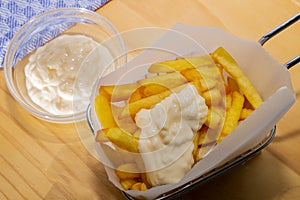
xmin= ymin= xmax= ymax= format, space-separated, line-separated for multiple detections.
xmin=0 ymin=0 xmax=109 ymax=66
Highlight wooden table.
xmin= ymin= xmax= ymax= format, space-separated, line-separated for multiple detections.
xmin=1 ymin=0 xmax=300 ymax=199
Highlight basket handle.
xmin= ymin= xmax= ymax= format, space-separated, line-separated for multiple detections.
xmin=258 ymin=12 xmax=300 ymax=69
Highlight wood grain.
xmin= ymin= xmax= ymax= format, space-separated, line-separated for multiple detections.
xmin=0 ymin=0 xmax=300 ymax=199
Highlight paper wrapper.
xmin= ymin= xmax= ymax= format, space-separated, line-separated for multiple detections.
xmin=90 ymin=24 xmax=295 ymax=199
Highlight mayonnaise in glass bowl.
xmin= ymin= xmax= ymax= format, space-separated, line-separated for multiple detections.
xmin=4 ymin=8 xmax=126 ymax=123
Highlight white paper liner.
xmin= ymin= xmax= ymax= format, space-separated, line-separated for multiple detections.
xmin=91 ymin=24 xmax=295 ymax=199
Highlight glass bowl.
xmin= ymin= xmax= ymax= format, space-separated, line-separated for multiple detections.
xmin=3 ymin=8 xmax=126 ymax=123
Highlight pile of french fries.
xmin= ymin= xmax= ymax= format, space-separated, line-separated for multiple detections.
xmin=94 ymin=47 xmax=263 ymax=191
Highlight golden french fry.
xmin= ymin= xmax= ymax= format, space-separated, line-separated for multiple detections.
xmin=216 ymin=63 xmax=225 ymax=82
xmin=120 ymin=84 xmax=189 ymax=119
xmin=196 ymin=125 xmax=219 ymax=160
xmin=115 ymin=163 xmax=141 ymax=179
xmin=131 ymin=182 xmax=148 ymax=191
xmin=129 ymin=88 xmax=144 ymax=103
xmin=96 ymin=128 xmax=139 ymax=152
xmin=181 ymin=69 xmax=218 ymax=91
xmin=148 ymin=55 xmax=213 ymax=73
xmin=236 ymin=78 xmax=262 ymax=109
xmin=199 ymin=78 xmax=218 ymax=92
xmin=190 ymin=80 xmax=203 ymax=95
xmin=202 ymin=88 xmax=222 ymax=107
xmin=148 ymin=58 xmax=191 ymax=73
xmin=211 ymin=47 xmax=243 ymax=80
xmin=141 ymin=83 xmax=169 ymax=97
xmin=119 ymin=89 xmax=172 ymax=119
xmin=108 ymin=104 xmax=139 ymax=134
xmin=199 ymin=67 xmax=222 ymax=80
xmin=140 ymin=182 xmax=148 ymax=191
xmin=180 ymin=67 xmax=221 ymax=81
xmin=205 ymin=108 xmax=222 ymax=129
xmin=180 ymin=68 xmax=203 ymax=81
xmin=94 ymin=94 xmax=117 ymax=129
xmin=192 ymin=131 xmax=201 ymax=161
xmin=240 ymin=108 xmax=254 ymax=120
xmin=101 ymin=83 xmax=139 ymax=102
xmin=198 ymin=127 xmax=217 ymax=146
xmin=225 ymin=93 xmax=232 ymax=110
xmin=197 ymin=126 xmax=209 ymax=146
xmin=187 ymin=56 xmax=214 ymax=67
xmin=131 ymin=182 xmax=141 ymax=190
xmin=120 ymin=179 xmax=137 ymax=190
xmin=212 ymin=47 xmax=263 ymax=109
xmin=129 ymin=83 xmax=169 ymax=104
xmin=219 ymin=91 xmax=245 ymax=141
xmin=137 ymin=71 xmax=187 ymax=89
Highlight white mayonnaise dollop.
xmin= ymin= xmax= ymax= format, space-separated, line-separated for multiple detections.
xmin=24 ymin=34 xmax=114 ymax=115
xmin=135 ymin=85 xmax=208 ymax=186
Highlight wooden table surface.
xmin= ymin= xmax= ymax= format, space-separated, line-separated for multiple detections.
xmin=1 ymin=0 xmax=300 ymax=199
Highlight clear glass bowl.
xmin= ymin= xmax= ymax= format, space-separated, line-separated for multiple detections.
xmin=3 ymin=8 xmax=126 ymax=123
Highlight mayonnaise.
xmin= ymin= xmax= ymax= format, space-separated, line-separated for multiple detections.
xmin=24 ymin=34 xmax=114 ymax=115
xmin=135 ymin=84 xmax=208 ymax=186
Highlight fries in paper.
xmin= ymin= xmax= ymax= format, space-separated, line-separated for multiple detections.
xmin=93 ymin=46 xmax=264 ymax=191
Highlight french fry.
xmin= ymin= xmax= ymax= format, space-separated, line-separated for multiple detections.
xmin=180 ymin=67 xmax=221 ymax=80
xmin=219 ymin=91 xmax=245 ymax=142
xmin=129 ymin=83 xmax=169 ymax=103
xmin=120 ymin=179 xmax=137 ymax=190
xmin=97 ymin=128 xmax=139 ymax=153
xmin=101 ymin=83 xmax=139 ymax=102
xmin=197 ymin=126 xmax=209 ymax=146
xmin=148 ymin=58 xmax=192 ymax=73
xmin=198 ymin=127 xmax=219 ymax=147
xmin=212 ymin=47 xmax=263 ymax=109
xmin=236 ymin=78 xmax=262 ymax=108
xmin=202 ymin=88 xmax=222 ymax=107
xmin=109 ymin=104 xmax=139 ymax=134
xmin=190 ymin=80 xmax=203 ymax=95
xmin=137 ymin=71 xmax=187 ymax=89
xmin=192 ymin=131 xmax=201 ymax=162
xmin=181 ymin=69 xmax=218 ymax=91
xmin=240 ymin=108 xmax=254 ymax=120
xmin=129 ymin=88 xmax=144 ymax=103
xmin=180 ymin=68 xmax=204 ymax=81
xmin=119 ymin=89 xmax=172 ymax=119
xmin=205 ymin=108 xmax=222 ymax=129
xmin=148 ymin=55 xmax=213 ymax=73
xmin=94 ymin=94 xmax=117 ymax=129
xmin=225 ymin=93 xmax=232 ymax=110
xmin=196 ymin=126 xmax=218 ymax=160
xmin=141 ymin=83 xmax=169 ymax=97
xmin=140 ymin=183 xmax=148 ymax=191
xmin=120 ymin=84 xmax=189 ymax=119
xmin=115 ymin=163 xmax=141 ymax=179
xmin=131 ymin=182 xmax=148 ymax=191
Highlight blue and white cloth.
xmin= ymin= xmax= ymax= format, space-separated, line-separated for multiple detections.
xmin=0 ymin=0 xmax=109 ymax=66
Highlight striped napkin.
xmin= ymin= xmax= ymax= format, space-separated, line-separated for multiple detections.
xmin=0 ymin=0 xmax=109 ymax=67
